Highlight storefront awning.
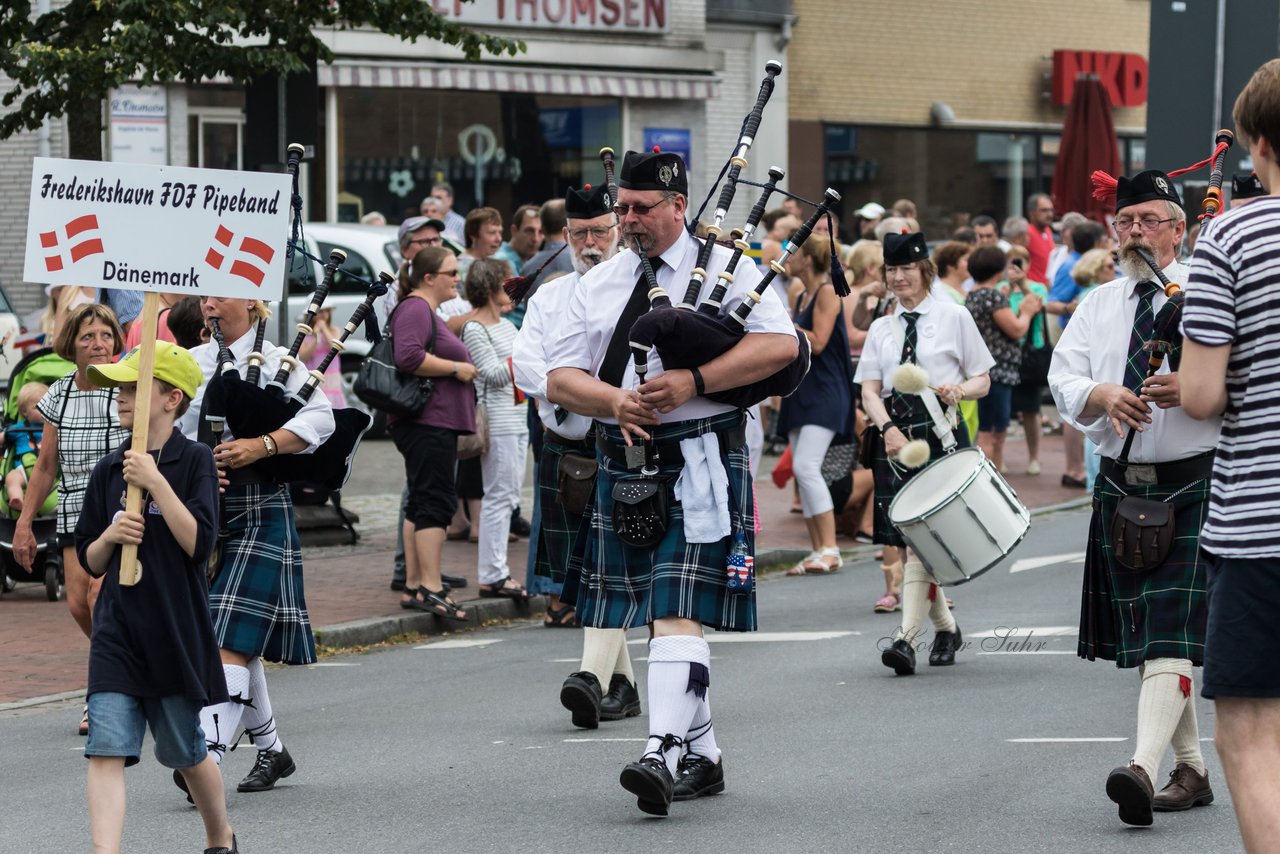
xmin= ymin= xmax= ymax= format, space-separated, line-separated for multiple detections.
xmin=318 ymin=60 xmax=719 ymax=100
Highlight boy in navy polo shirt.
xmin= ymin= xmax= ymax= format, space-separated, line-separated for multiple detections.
xmin=76 ymin=343 xmax=237 ymax=854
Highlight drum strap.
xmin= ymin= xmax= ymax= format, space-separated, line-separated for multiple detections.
xmin=888 ymin=314 xmax=957 ymax=452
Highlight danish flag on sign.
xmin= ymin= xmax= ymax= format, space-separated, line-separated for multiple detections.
xmin=205 ymin=224 xmax=276 ymax=287
xmin=40 ymin=215 xmax=105 ymax=272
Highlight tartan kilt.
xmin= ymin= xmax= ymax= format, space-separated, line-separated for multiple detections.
xmin=1078 ymin=470 xmax=1210 ymax=668
xmin=575 ymin=411 xmax=757 ymax=632
xmin=532 ymin=436 xmax=593 ymax=586
xmin=209 ymin=483 xmax=316 ymax=665
xmin=871 ymin=396 xmax=969 ymax=547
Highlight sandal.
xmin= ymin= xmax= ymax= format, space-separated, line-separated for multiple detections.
xmin=480 ymin=577 xmax=531 ymax=601
xmin=79 ymin=705 xmax=89 ymax=737
xmin=544 ymin=603 xmax=578 ymax=628
xmin=873 ymin=592 xmax=901 ymax=613
xmin=804 ymin=547 xmax=843 ymax=574
xmin=787 ymin=552 xmax=820 ymax=576
xmin=407 ymin=586 xmax=469 ymax=621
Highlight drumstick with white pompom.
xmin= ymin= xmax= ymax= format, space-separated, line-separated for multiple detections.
xmin=891 ymin=363 xmax=945 ymax=396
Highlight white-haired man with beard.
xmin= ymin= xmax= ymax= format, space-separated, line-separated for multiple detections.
xmin=1048 ymin=170 xmax=1220 ymax=828
xmin=512 ymin=183 xmax=643 ymax=727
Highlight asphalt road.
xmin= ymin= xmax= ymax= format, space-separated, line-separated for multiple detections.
xmin=0 ymin=508 xmax=1243 ymax=854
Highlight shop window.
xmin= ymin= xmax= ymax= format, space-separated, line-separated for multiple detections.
xmin=335 ymin=89 xmax=621 ymax=225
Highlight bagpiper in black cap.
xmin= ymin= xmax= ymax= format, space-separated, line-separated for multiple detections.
xmin=1232 ymin=171 xmax=1266 ymax=200
xmin=565 ymin=183 xmax=613 ymax=219
xmin=883 ymin=231 xmax=929 ymax=266
xmin=619 ymin=147 xmax=689 ymax=196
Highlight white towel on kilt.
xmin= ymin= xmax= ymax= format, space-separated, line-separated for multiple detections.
xmin=675 ymin=433 xmax=731 ymax=543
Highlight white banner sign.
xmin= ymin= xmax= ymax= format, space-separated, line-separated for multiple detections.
xmin=24 ymin=158 xmax=291 ymax=301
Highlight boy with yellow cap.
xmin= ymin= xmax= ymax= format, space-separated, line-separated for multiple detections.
xmin=75 ymin=343 xmax=238 ymax=854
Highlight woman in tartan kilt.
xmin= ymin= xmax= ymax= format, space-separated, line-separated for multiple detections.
xmin=854 ymin=232 xmax=994 ymax=676
xmin=176 ymin=296 xmax=335 ymax=800
xmin=1048 ymin=169 xmax=1219 ymax=826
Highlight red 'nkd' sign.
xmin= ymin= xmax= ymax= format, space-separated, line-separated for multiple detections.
xmin=1052 ymin=50 xmax=1148 ymax=107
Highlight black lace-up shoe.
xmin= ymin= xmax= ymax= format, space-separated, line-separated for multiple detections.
xmin=673 ymin=754 xmax=724 ymax=801
xmin=928 ymin=624 xmax=962 ymax=666
xmin=561 ymin=671 xmax=603 ymax=729
xmin=203 ymin=834 xmax=238 ymax=854
xmin=599 ymin=674 xmax=641 ymax=721
xmin=620 ymin=755 xmax=674 ymax=816
xmin=881 ymin=639 xmax=916 ymax=675
xmin=237 ymin=746 xmax=296 ymax=792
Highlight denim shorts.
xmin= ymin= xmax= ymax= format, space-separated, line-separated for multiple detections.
xmin=85 ymin=692 xmax=208 ymax=768
xmin=1202 ymin=556 xmax=1280 ymax=699
xmin=977 ymin=381 xmax=1013 ymax=433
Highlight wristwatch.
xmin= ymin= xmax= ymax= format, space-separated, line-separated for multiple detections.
xmin=450 ymin=362 xmax=458 ymax=378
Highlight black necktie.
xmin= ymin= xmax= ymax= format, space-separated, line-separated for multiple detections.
xmin=1124 ymin=281 xmax=1158 ymax=392
xmin=599 ymin=256 xmax=665 ymax=388
xmin=900 ymin=312 xmax=920 ymax=364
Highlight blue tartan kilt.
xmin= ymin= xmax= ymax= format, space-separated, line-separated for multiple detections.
xmin=533 ymin=436 xmax=592 ymax=586
xmin=575 ymin=411 xmax=757 ymax=632
xmin=1079 ymin=470 xmax=1210 ymax=668
xmin=871 ymin=395 xmax=969 ymax=547
xmin=209 ymin=483 xmax=316 ymax=665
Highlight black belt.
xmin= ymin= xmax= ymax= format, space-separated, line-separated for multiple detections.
xmin=226 ymin=465 xmax=273 ymax=486
xmin=545 ymin=429 xmax=593 ymax=454
xmin=596 ymin=422 xmax=747 ymax=470
xmin=1100 ymin=451 xmax=1214 ymax=487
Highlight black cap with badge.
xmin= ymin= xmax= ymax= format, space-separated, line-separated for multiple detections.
xmin=1113 ymin=169 xmax=1183 ymax=210
xmin=1232 ymin=172 xmax=1266 ymax=200
xmin=619 ymin=147 xmax=688 ymax=195
xmin=565 ymin=183 xmax=613 ymax=219
xmin=883 ymin=231 xmax=929 ymax=266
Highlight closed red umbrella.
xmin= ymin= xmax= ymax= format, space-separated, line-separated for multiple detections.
xmin=1052 ymin=75 xmax=1121 ymax=225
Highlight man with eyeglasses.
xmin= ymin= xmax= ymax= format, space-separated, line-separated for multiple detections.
xmin=1048 ymin=169 xmax=1219 ymax=828
xmin=547 ymin=149 xmax=797 ymax=816
xmin=512 ymin=182 xmax=642 ymax=729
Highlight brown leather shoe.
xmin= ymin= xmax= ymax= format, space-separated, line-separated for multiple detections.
xmin=1106 ymin=762 xmax=1154 ymax=826
xmin=1153 ymin=763 xmax=1214 ymax=812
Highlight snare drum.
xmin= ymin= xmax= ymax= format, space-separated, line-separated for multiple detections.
xmin=887 ymin=447 xmax=1030 ymax=585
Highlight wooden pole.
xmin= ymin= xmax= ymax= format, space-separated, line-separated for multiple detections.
xmin=118 ymin=291 xmax=161 ymax=587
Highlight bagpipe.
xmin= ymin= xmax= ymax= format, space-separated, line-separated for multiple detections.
xmin=623 ymin=61 xmax=849 ymax=409
xmin=201 ymin=142 xmax=387 ymax=492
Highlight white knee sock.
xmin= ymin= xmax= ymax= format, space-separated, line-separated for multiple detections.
xmin=239 ymin=658 xmax=284 ymax=754
xmin=580 ymin=628 xmax=622 ymax=685
xmin=686 ymin=690 xmax=720 ymax=762
xmin=897 ymin=561 xmax=932 ymax=643
xmin=927 ymin=583 xmax=956 ymax=632
xmin=643 ymin=636 xmax=710 ymax=776
xmin=199 ymin=664 xmax=250 ymax=764
xmin=612 ymin=632 xmax=636 ymax=685
xmin=1132 ymin=658 xmax=1193 ymax=781
xmin=1169 ymin=672 xmax=1206 ymax=775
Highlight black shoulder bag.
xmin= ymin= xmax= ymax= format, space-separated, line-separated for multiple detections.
xmin=1019 ymin=310 xmax=1052 ymax=387
xmin=353 ymin=299 xmax=435 ymax=418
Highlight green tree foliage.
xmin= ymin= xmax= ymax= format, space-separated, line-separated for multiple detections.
xmin=0 ymin=1 xmax=523 ymax=158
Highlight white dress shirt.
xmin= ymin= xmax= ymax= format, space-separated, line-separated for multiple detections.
xmin=1047 ymin=262 xmax=1220 ymax=462
xmin=178 ymin=329 xmax=336 ymax=453
xmin=548 ymin=227 xmax=794 ymax=424
xmin=854 ymin=294 xmax=994 ymax=392
xmin=512 ymin=272 xmax=593 ymax=440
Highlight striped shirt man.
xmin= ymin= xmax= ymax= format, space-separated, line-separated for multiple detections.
xmin=1183 ymin=197 xmax=1280 ymax=556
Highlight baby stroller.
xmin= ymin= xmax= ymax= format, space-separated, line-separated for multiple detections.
xmin=0 ymin=347 xmax=73 ymax=601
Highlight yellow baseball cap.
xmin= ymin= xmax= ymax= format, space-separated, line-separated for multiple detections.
xmin=89 ymin=343 xmax=204 ymax=398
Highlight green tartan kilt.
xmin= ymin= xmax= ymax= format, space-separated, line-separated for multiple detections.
xmin=575 ymin=412 xmax=756 ymax=633
xmin=532 ymin=435 xmax=593 ymax=586
xmin=1079 ymin=470 xmax=1210 ymax=668
xmin=871 ymin=395 xmax=969 ymax=548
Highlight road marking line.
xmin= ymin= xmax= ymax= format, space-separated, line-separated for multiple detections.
xmin=307 ymin=662 xmax=361 ymax=667
xmin=628 ymin=631 xmax=856 ymax=645
xmin=563 ymin=737 xmax=648 ymax=743
xmin=414 ymin=638 xmax=504 ymax=650
xmin=977 ymin=650 xmax=1076 ymax=655
xmin=1010 ymin=552 xmax=1087 ymax=573
xmin=969 ymin=626 xmax=1077 ymax=639
xmin=1007 ymin=737 xmax=1128 ymax=743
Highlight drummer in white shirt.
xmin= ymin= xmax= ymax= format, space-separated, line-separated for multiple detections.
xmin=855 ymin=231 xmax=994 ymax=676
